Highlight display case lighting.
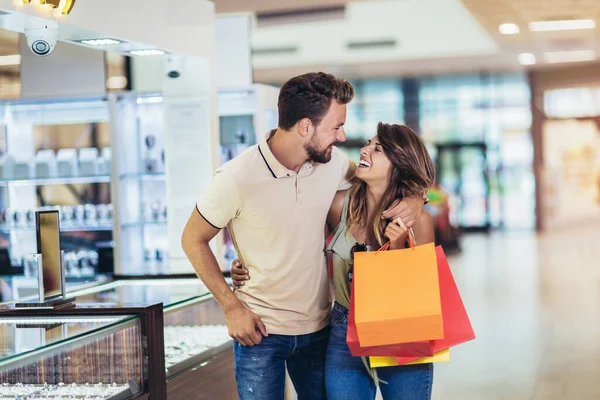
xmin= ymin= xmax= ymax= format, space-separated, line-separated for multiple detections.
xmin=129 ymin=49 xmax=165 ymax=56
xmin=0 ymin=317 xmax=124 ymax=324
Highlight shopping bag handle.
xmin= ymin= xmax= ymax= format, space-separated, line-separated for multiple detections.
xmin=375 ymin=228 xmax=417 ymax=254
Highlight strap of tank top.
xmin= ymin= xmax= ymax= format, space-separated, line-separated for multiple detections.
xmin=326 ymin=192 xmax=351 ymax=252
xmin=340 ymin=191 xmax=351 ymax=226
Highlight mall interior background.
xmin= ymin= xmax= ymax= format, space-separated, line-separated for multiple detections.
xmin=0 ymin=0 xmax=599 ymax=399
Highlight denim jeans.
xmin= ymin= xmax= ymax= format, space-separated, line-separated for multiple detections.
xmin=325 ymin=302 xmax=434 ymax=400
xmin=233 ymin=325 xmax=329 ymax=400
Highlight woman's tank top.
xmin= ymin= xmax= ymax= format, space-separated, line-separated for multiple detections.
xmin=326 ymin=192 xmax=357 ymax=309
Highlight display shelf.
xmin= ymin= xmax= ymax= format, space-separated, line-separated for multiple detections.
xmin=0 ymin=314 xmax=144 ymax=397
xmin=0 ymin=224 xmax=113 ymax=233
xmin=121 ymin=220 xmax=167 ymax=229
xmin=163 ymin=324 xmax=231 ymax=377
xmin=118 ymin=172 xmax=165 ymax=181
xmin=0 ymin=175 xmax=111 ymax=187
xmin=0 ymin=382 xmax=133 ymax=400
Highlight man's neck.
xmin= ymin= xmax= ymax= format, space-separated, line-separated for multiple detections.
xmin=268 ymin=128 xmax=307 ymax=173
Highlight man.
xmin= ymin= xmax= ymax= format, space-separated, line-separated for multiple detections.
xmin=181 ymin=72 xmax=425 ymax=400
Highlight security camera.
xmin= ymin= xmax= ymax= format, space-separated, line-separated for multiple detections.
xmin=164 ymin=55 xmax=185 ymax=79
xmin=24 ymin=18 xmax=59 ymax=57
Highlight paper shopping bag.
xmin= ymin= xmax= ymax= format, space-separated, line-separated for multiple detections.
xmin=425 ymin=246 xmax=475 ymax=352
xmin=369 ymin=349 xmax=450 ymax=368
xmin=354 ymin=242 xmax=444 ymax=347
xmin=377 ymin=245 xmax=475 ymax=366
xmin=347 ymin=278 xmax=434 ymax=357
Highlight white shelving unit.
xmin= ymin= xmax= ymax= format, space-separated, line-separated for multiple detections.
xmin=0 ymin=96 xmax=111 ymax=269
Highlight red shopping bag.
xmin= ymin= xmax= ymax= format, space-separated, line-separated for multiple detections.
xmin=395 ymin=245 xmax=475 ymax=365
xmin=347 ymin=279 xmax=434 ymax=357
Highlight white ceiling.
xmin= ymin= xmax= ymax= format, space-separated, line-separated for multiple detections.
xmin=217 ymin=0 xmax=600 ymax=82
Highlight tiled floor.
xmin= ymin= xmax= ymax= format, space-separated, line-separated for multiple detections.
xmin=427 ymin=226 xmax=600 ymax=400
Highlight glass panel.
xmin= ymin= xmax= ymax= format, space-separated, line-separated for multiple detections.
xmin=119 ymin=172 xmax=166 ymax=181
xmin=69 ymin=279 xmax=209 ymax=308
xmin=0 ymin=175 xmax=111 ymax=187
xmin=163 ymin=296 xmax=231 ymax=377
xmin=0 ymin=315 xmax=142 ymax=399
xmin=0 ymin=316 xmax=130 ymax=362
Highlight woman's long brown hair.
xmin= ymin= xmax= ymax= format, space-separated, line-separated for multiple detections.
xmin=346 ymin=123 xmax=436 ymax=247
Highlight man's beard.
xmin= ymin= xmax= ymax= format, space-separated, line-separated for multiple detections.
xmin=305 ymin=138 xmax=337 ymax=164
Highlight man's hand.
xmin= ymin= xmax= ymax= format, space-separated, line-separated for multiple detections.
xmin=225 ymin=303 xmax=268 ymax=347
xmin=381 ymin=196 xmax=425 ymax=228
xmin=231 ymin=259 xmax=249 ymax=290
xmin=384 ymin=217 xmax=409 ymax=250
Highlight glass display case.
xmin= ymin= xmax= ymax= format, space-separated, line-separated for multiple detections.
xmin=110 ymin=85 xmax=278 ymax=275
xmin=0 ymin=96 xmax=114 ymax=280
xmin=0 ymin=276 xmax=238 ymax=399
xmin=66 ymin=277 xmax=236 ymax=398
xmin=0 ymin=314 xmax=144 ymax=399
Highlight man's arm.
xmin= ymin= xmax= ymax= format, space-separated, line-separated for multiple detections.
xmin=181 ymin=209 xmax=267 ymax=346
xmin=181 ymin=209 xmax=239 ymax=314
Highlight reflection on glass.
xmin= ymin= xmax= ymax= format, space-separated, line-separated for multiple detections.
xmin=36 ymin=211 xmax=62 ymax=300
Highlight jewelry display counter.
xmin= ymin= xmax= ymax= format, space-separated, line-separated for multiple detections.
xmin=0 ymin=313 xmax=146 ymax=399
xmin=0 ymin=276 xmax=238 ymax=399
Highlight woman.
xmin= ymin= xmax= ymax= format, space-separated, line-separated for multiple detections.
xmin=233 ymin=123 xmax=436 ymax=399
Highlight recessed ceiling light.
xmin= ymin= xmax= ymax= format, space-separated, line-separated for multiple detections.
xmin=543 ymin=50 xmax=596 ymax=63
xmin=0 ymin=55 xmax=21 ymax=66
xmin=78 ymin=38 xmax=123 ymax=46
xmin=499 ymin=23 xmax=520 ymax=35
xmin=129 ymin=49 xmax=165 ymax=56
xmin=518 ymin=53 xmax=536 ymax=65
xmin=529 ymin=19 xmax=596 ymax=32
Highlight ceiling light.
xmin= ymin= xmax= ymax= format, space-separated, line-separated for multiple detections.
xmin=543 ymin=50 xmax=596 ymax=63
xmin=499 ymin=23 xmax=520 ymax=35
xmin=0 ymin=55 xmax=21 ymax=66
xmin=79 ymin=38 xmax=123 ymax=46
xmin=529 ymin=19 xmax=596 ymax=32
xmin=19 ymin=0 xmax=77 ymax=15
xmin=129 ymin=49 xmax=165 ymax=56
xmin=518 ymin=53 xmax=536 ymax=65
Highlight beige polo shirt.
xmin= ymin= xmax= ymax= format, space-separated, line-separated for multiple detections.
xmin=196 ymin=132 xmax=351 ymax=335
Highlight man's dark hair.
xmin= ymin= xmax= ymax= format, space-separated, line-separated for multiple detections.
xmin=277 ymin=72 xmax=354 ymax=130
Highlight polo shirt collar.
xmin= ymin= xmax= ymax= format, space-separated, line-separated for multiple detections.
xmin=258 ymin=130 xmax=291 ymax=179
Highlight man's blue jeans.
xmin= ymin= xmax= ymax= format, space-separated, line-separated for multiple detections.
xmin=325 ymin=302 xmax=434 ymax=400
xmin=233 ymin=325 xmax=329 ymax=400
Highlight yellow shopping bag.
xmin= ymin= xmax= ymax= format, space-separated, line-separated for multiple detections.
xmin=369 ymin=349 xmax=450 ymax=368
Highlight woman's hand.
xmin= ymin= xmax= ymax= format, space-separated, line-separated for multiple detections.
xmin=231 ymin=259 xmax=249 ymax=289
xmin=384 ymin=217 xmax=409 ymax=250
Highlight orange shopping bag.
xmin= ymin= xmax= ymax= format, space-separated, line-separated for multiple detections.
xmin=354 ymin=241 xmax=444 ymax=347
xmin=347 ymin=278 xmax=434 ymax=357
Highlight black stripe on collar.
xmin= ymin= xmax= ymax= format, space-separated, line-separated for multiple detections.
xmin=258 ymin=145 xmax=278 ymax=178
